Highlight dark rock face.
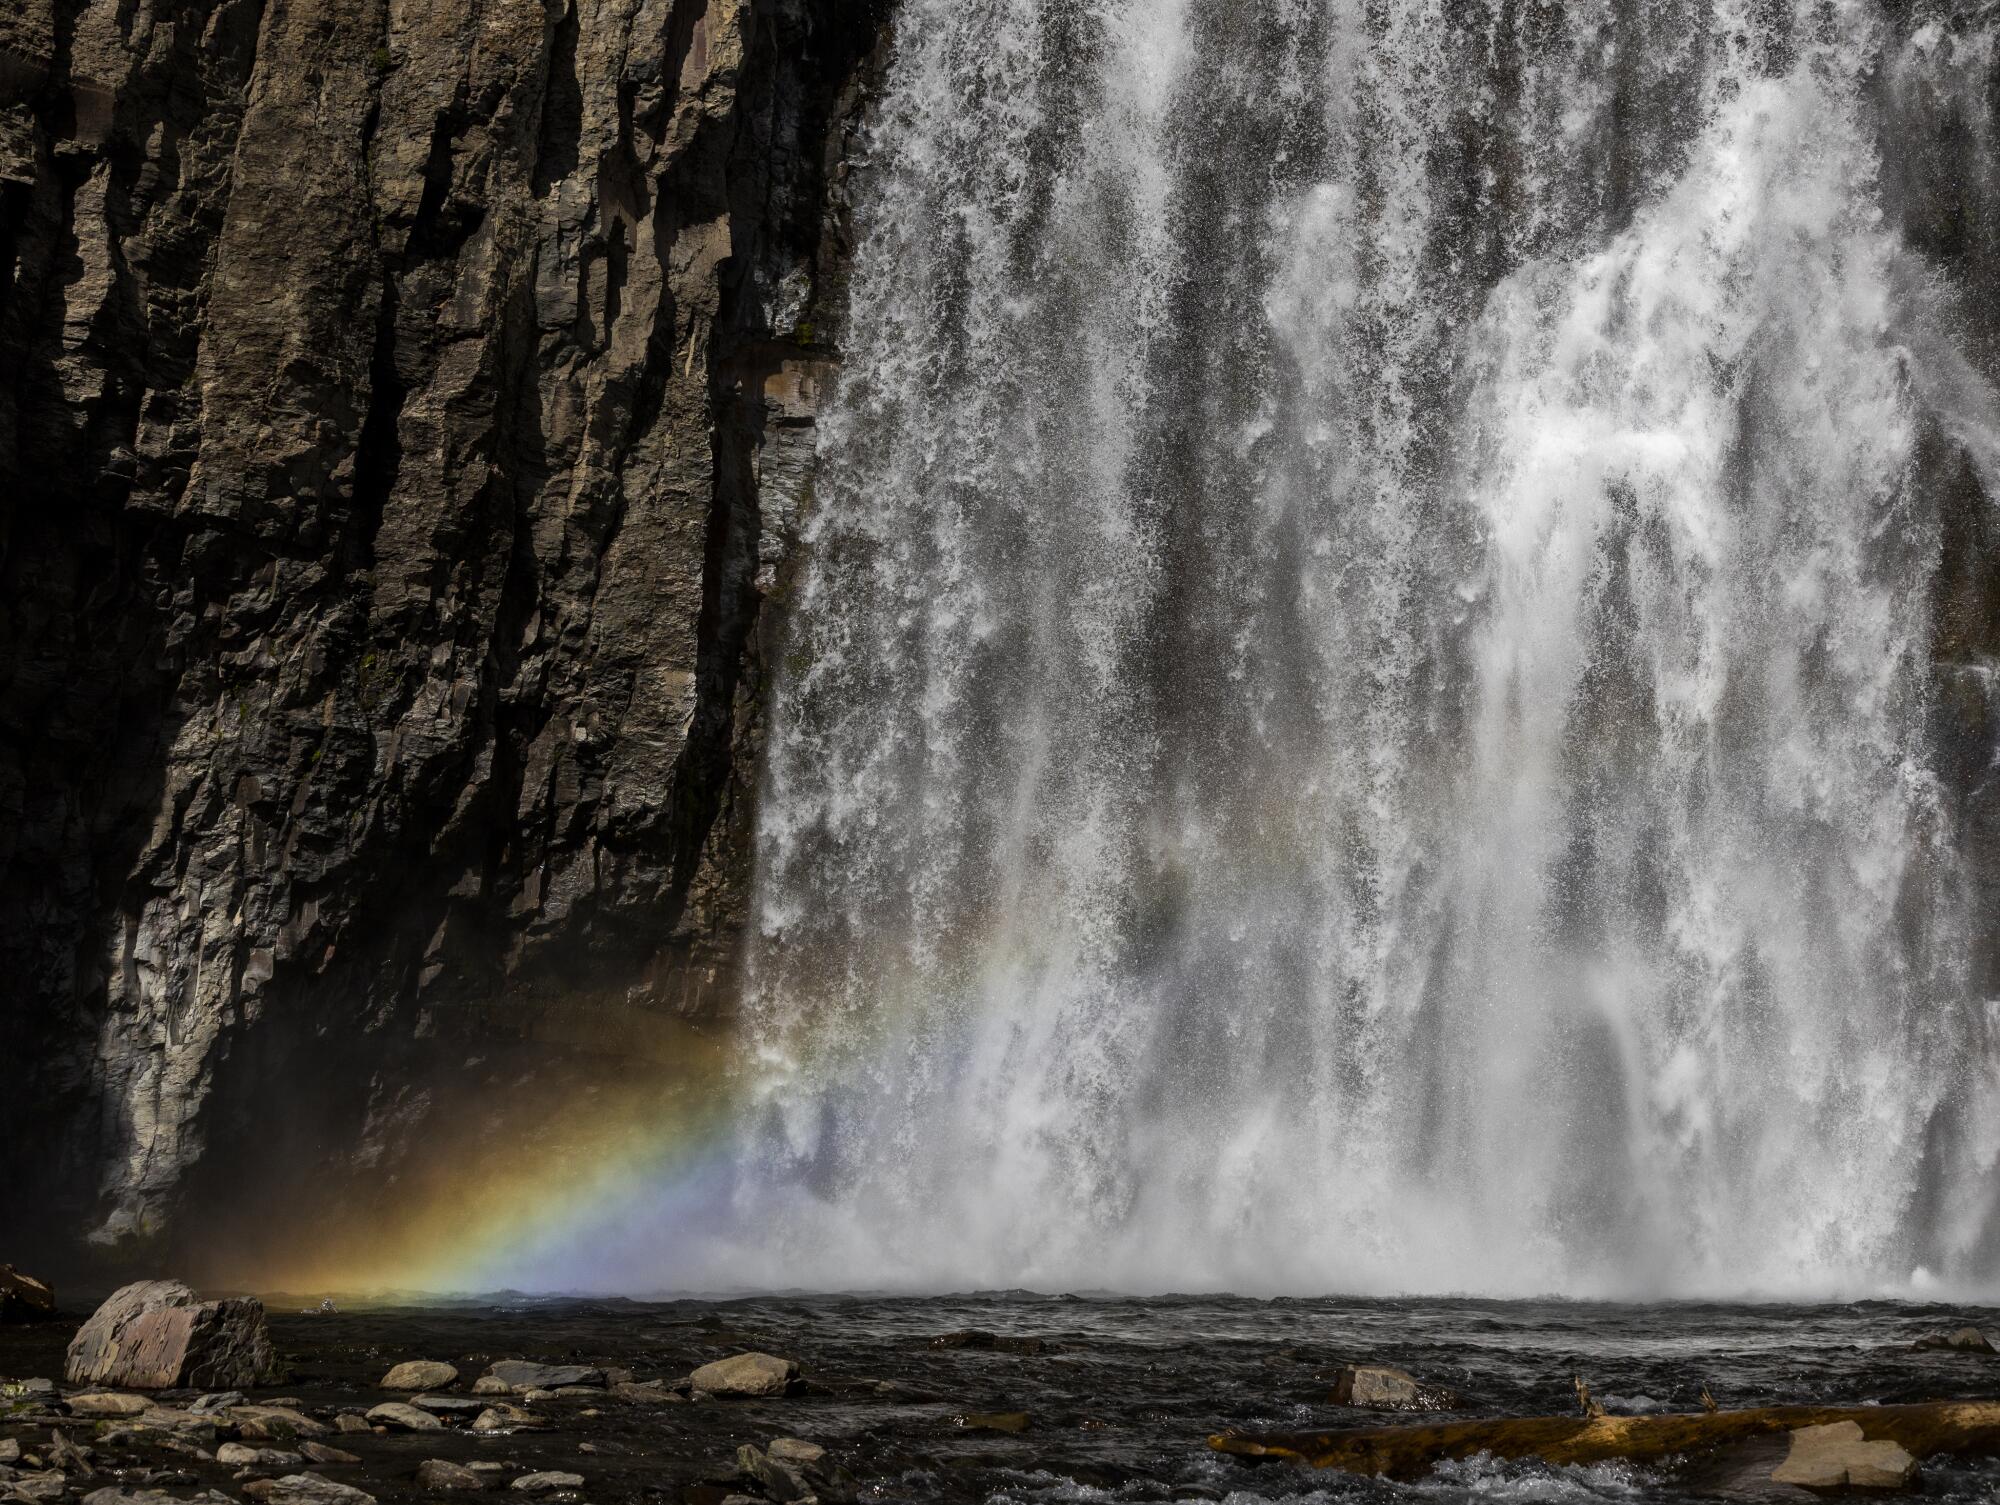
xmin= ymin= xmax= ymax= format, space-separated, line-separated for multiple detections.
xmin=0 ymin=0 xmax=888 ymax=1264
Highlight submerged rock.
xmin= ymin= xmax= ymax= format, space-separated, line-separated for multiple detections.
xmin=1912 ymin=1326 xmax=1994 ymax=1354
xmin=481 ymin=1362 xmax=605 ymax=1394
xmin=955 ymin=1411 xmax=1032 ymax=1434
xmin=415 ymin=1459 xmax=488 ymax=1491
xmin=929 ymin=1330 xmax=1052 ymax=1355
xmin=510 ymin=1471 xmax=585 ymax=1494
xmin=380 ymin=1361 xmax=459 ymax=1391
xmin=1330 ymin=1364 xmax=1460 ymax=1412
xmin=0 ymin=1266 xmax=56 ymax=1323
xmin=301 ymin=1442 xmax=360 ymax=1466
xmin=66 ymin=1281 xmax=279 ymax=1390
xmin=688 ymin=1352 xmax=799 ymax=1398
xmin=1770 ymin=1421 xmax=1919 ymax=1490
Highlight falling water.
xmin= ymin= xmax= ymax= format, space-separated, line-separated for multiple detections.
xmin=734 ymin=0 xmax=2000 ymax=1296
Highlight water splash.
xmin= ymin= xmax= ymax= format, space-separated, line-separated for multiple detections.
xmin=732 ymin=0 xmax=2000 ymax=1296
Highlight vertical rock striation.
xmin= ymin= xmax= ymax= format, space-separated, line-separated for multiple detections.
xmin=0 ymin=0 xmax=885 ymax=1262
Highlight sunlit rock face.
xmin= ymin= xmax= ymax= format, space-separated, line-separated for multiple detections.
xmin=724 ymin=0 xmax=2000 ymax=1297
xmin=0 ymin=0 xmax=887 ymax=1264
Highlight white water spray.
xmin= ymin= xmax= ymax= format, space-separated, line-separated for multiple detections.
xmin=730 ymin=0 xmax=2000 ymax=1296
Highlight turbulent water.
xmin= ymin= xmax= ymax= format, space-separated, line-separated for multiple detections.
xmin=728 ymin=0 xmax=2000 ymax=1296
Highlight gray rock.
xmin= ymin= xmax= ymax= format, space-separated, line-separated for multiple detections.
xmin=380 ymin=1361 xmax=459 ymax=1391
xmin=65 ymin=1282 xmax=279 ymax=1390
xmin=188 ymin=1392 xmax=244 ymax=1415
xmin=412 ymin=1394 xmax=486 ymax=1414
xmin=687 ymin=1352 xmax=799 ymax=1398
xmin=242 ymin=1473 xmax=379 ymax=1505
xmin=217 ymin=1443 xmax=304 ymax=1468
xmin=0 ymin=1439 xmax=18 ymax=1464
xmin=510 ymin=1472 xmax=584 ymax=1495
xmin=231 ymin=1406 xmax=332 ymax=1440
xmin=333 ymin=1414 xmax=372 ymax=1435
xmin=415 ymin=1459 xmax=488 ymax=1491
xmin=1330 ymin=1364 xmax=1460 ymax=1412
xmin=483 ymin=1363 xmax=605 ymax=1394
xmin=364 ymin=1402 xmax=443 ymax=1432
xmin=1770 ymin=1420 xmax=1919 ymax=1489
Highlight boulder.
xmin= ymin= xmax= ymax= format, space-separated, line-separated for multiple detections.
xmin=242 ymin=1473 xmax=378 ymax=1505
xmin=364 ymin=1401 xmax=442 ymax=1431
xmin=66 ymin=1281 xmax=279 ymax=1390
xmin=1770 ymin=1420 xmax=1919 ymax=1489
xmin=301 ymin=1442 xmax=360 ymax=1466
xmin=687 ymin=1352 xmax=799 ymax=1398
xmin=610 ymin=1381 xmax=679 ymax=1405
xmin=1913 ymin=1326 xmax=1995 ymax=1354
xmin=66 ymin=1392 xmax=151 ymax=1418
xmin=333 ymin=1413 xmax=371 ymax=1434
xmin=415 ymin=1459 xmax=487 ymax=1491
xmin=379 ymin=1361 xmax=458 ymax=1391
xmin=737 ymin=1438 xmax=849 ymax=1504
xmin=0 ymin=1438 xmax=18 ymax=1463
xmin=510 ymin=1471 xmax=584 ymax=1494
xmin=1330 ymin=1364 xmax=1460 ymax=1412
xmin=0 ymin=1266 xmax=56 ymax=1323
xmin=481 ymin=1362 xmax=604 ymax=1393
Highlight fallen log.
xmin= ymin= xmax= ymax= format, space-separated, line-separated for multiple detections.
xmin=1209 ymin=1401 xmax=2000 ymax=1479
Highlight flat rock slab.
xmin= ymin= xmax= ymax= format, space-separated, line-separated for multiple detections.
xmin=66 ymin=1393 xmax=151 ymax=1418
xmin=482 ymin=1362 xmax=604 ymax=1393
xmin=510 ymin=1471 xmax=584 ymax=1494
xmin=688 ymin=1352 xmax=798 ymax=1398
xmin=1772 ymin=1420 xmax=1919 ymax=1489
xmin=1212 ymin=1400 xmax=2000 ymax=1478
xmin=231 ymin=1405 xmax=331 ymax=1439
xmin=66 ymin=1281 xmax=278 ymax=1390
xmin=413 ymin=1394 xmax=487 ymax=1414
xmin=365 ymin=1402 xmax=443 ymax=1431
xmin=380 ymin=1361 xmax=459 ymax=1391
xmin=242 ymin=1472 xmax=379 ymax=1505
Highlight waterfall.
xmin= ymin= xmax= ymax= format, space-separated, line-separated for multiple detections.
xmin=735 ymin=0 xmax=2000 ymax=1295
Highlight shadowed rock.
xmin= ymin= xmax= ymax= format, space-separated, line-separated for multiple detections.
xmin=0 ymin=1267 xmax=55 ymax=1323
xmin=1913 ymin=1326 xmax=1995 ymax=1354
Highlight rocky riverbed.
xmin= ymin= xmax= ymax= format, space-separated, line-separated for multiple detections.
xmin=7 ymin=1294 xmax=2000 ymax=1503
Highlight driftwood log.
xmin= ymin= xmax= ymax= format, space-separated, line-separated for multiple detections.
xmin=1210 ymin=1401 xmax=2000 ymax=1478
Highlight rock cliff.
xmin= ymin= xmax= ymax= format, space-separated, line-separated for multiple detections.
xmin=0 ymin=0 xmax=884 ymax=1266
